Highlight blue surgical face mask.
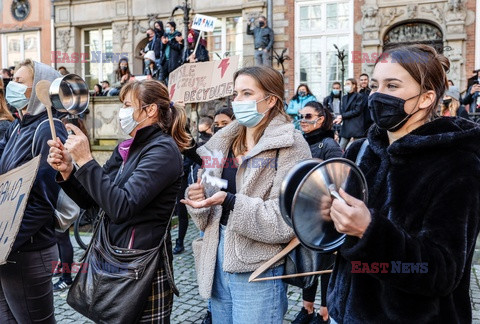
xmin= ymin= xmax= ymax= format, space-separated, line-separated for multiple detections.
xmin=165 ymin=27 xmax=172 ymax=34
xmin=332 ymin=89 xmax=340 ymax=96
xmin=6 ymin=81 xmax=29 ymax=110
xmin=232 ymin=97 xmax=271 ymax=128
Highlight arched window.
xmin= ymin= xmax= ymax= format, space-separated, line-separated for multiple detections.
xmin=383 ymin=22 xmax=443 ymax=53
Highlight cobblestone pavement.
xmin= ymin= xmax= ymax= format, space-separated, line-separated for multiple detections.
xmin=54 ymin=221 xmax=480 ymax=323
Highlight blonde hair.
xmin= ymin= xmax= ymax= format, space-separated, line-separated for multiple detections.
xmin=16 ymin=59 xmax=35 ymax=78
xmin=231 ymin=66 xmax=290 ymax=157
xmin=120 ymin=80 xmax=192 ymax=151
xmin=440 ymin=98 xmax=460 ymax=117
xmin=0 ymin=79 xmax=14 ymax=122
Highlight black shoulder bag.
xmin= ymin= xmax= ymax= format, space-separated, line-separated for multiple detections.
xmin=66 ymin=207 xmax=178 ymax=323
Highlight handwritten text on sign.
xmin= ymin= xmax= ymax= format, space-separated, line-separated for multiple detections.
xmin=191 ymin=14 xmax=217 ymax=32
xmin=168 ymin=56 xmax=239 ymax=104
xmin=0 ymin=156 xmax=41 ymax=265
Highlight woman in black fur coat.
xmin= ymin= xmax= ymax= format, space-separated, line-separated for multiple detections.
xmin=323 ymin=44 xmax=480 ymax=323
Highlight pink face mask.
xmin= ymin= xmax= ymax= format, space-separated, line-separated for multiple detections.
xmin=187 ymin=36 xmax=194 ymax=43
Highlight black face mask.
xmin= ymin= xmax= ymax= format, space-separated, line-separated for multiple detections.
xmin=259 ymin=21 xmax=265 ymax=27
xmin=213 ymin=126 xmax=223 ymax=134
xmin=121 ymin=66 xmax=128 ymax=71
xmin=443 ymin=99 xmax=452 ymax=106
xmin=368 ymin=92 xmax=420 ymax=132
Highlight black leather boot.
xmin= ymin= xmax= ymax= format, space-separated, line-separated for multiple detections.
xmin=173 ymin=239 xmax=184 ymax=254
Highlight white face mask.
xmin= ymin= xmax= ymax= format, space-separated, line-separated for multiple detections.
xmin=118 ymin=106 xmax=148 ymax=135
xmin=344 ymin=85 xmax=352 ymax=93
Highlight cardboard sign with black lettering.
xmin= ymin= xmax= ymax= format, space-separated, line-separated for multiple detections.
xmin=168 ymin=56 xmax=239 ymax=104
xmin=0 ymin=156 xmax=41 ymax=264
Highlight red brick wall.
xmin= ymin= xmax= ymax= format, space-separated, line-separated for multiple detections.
xmin=465 ymin=0 xmax=477 ymax=88
xmin=0 ymin=0 xmax=52 ymax=66
xmin=285 ymin=0 xmax=295 ymax=99
xmin=353 ymin=0 xmax=365 ymax=79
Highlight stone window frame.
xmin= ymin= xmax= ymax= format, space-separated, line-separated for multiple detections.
xmin=294 ymin=0 xmax=354 ymax=100
xmin=1 ymin=30 xmax=41 ymax=68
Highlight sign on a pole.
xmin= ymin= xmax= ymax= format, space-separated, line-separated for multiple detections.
xmin=168 ymin=56 xmax=239 ymax=104
xmin=0 ymin=156 xmax=41 ymax=264
xmin=191 ymin=14 xmax=217 ymax=32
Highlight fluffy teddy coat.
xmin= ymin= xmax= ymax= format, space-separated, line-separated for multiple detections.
xmin=327 ymin=117 xmax=480 ymax=323
xmin=185 ymin=114 xmax=311 ymax=299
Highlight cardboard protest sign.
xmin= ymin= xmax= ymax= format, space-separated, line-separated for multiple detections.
xmin=168 ymin=56 xmax=239 ymax=104
xmin=0 ymin=156 xmax=41 ymax=264
xmin=191 ymin=14 xmax=217 ymax=32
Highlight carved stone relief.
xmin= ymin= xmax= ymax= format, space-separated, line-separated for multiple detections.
xmin=57 ymin=29 xmax=71 ymax=53
xmin=382 ymin=7 xmax=404 ymax=27
xmin=406 ymin=4 xmax=417 ymax=19
xmin=361 ymin=6 xmax=382 ymax=42
xmin=133 ymin=20 xmax=148 ymax=35
xmin=114 ymin=24 xmax=129 ymax=51
xmin=444 ymin=0 xmax=467 ymax=34
xmin=444 ymin=45 xmax=464 ymax=84
xmin=420 ymin=4 xmax=443 ymax=23
xmin=361 ymin=6 xmax=382 ymax=30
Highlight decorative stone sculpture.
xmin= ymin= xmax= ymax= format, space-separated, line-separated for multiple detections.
xmin=445 ymin=0 xmax=467 ymax=34
xmin=114 ymin=24 xmax=129 ymax=51
xmin=382 ymin=7 xmax=404 ymax=27
xmin=406 ymin=4 xmax=417 ymax=19
xmin=420 ymin=4 xmax=444 ymax=23
xmin=361 ymin=6 xmax=382 ymax=42
xmin=133 ymin=20 xmax=148 ymax=35
xmin=57 ymin=29 xmax=71 ymax=53
xmin=361 ymin=6 xmax=381 ymax=30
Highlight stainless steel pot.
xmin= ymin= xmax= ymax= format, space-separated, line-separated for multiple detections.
xmin=290 ymin=158 xmax=368 ymax=252
xmin=49 ymin=74 xmax=89 ymax=115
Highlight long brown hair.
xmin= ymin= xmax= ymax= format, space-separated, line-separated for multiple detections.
xmin=115 ymin=58 xmax=132 ymax=81
xmin=378 ymin=44 xmax=450 ymax=120
xmin=0 ymin=79 xmax=14 ymax=121
xmin=232 ymin=66 xmax=290 ymax=156
xmin=119 ymin=80 xmax=192 ymax=151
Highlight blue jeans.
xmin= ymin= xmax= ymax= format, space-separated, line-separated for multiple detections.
xmin=254 ymin=49 xmax=272 ymax=66
xmin=211 ymin=225 xmax=288 ymax=324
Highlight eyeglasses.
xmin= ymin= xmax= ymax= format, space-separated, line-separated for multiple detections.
xmin=298 ymin=113 xmax=319 ymax=120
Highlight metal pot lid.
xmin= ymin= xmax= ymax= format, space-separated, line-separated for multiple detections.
xmin=291 ymin=158 xmax=368 ymax=252
xmin=49 ymin=74 xmax=89 ymax=115
xmin=279 ymin=159 xmax=323 ymax=228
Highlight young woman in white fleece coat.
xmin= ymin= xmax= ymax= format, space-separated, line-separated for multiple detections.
xmin=182 ymin=66 xmax=311 ymax=324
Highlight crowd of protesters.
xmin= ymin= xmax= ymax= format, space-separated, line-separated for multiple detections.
xmin=1 ymin=42 xmax=480 ymax=324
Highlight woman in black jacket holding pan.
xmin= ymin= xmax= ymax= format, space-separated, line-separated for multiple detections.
xmin=47 ymin=79 xmax=191 ymax=322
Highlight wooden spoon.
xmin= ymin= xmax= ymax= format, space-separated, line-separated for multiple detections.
xmin=35 ymin=80 xmax=56 ymax=140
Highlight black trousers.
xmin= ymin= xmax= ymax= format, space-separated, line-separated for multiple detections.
xmin=302 ymin=273 xmax=331 ymax=307
xmin=0 ymin=245 xmax=58 ymax=323
xmin=175 ymin=173 xmax=190 ymax=244
xmin=55 ymin=230 xmax=73 ymax=281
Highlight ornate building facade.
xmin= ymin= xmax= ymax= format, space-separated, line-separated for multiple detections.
xmin=287 ymin=0 xmax=478 ymax=98
xmin=51 ymin=0 xmax=293 ymax=90
xmin=0 ymin=0 xmax=53 ymax=68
